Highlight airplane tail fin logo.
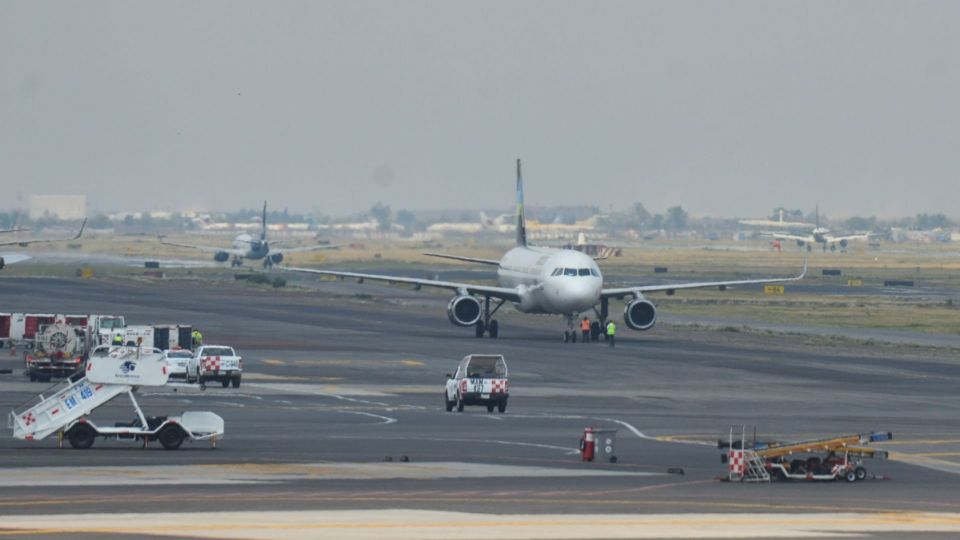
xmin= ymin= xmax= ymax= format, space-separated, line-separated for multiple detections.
xmin=516 ymin=159 xmax=527 ymax=247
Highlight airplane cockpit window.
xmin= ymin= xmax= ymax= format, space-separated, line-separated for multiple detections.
xmin=578 ymin=268 xmax=591 ymax=276
xmin=590 ymin=268 xmax=600 ymax=277
xmin=551 ymin=268 xmax=562 ymax=276
xmin=563 ymin=268 xmax=577 ymax=276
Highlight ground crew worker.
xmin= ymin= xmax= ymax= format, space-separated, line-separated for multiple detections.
xmin=580 ymin=317 xmax=591 ymax=343
xmin=191 ymin=329 xmax=203 ymax=348
xmin=606 ymin=320 xmax=616 ymax=348
xmin=112 ymin=333 xmax=123 ymax=346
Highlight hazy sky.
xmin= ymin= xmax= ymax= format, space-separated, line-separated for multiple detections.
xmin=1 ymin=1 xmax=957 ymax=218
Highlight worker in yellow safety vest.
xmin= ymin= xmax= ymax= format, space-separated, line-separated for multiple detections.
xmin=112 ymin=333 xmax=123 ymax=346
xmin=191 ymin=329 xmax=203 ymax=348
xmin=606 ymin=320 xmax=616 ymax=348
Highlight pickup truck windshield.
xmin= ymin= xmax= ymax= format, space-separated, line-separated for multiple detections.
xmin=201 ymin=347 xmax=235 ymax=356
xmin=466 ymin=357 xmax=506 ymax=378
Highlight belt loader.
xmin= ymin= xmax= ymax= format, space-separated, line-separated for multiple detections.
xmin=9 ymin=347 xmax=224 ymax=450
xmin=721 ymin=426 xmax=891 ymax=482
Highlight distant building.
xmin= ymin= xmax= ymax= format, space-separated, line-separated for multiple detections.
xmin=28 ymin=195 xmax=86 ymax=220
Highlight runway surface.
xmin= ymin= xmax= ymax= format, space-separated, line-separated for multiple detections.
xmin=2 ymin=276 xmax=960 ymax=538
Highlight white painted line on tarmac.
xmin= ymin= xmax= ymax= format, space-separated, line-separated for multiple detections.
xmin=342 ymin=411 xmax=397 ymax=425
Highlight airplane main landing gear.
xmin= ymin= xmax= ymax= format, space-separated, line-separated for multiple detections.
xmin=475 ymin=296 xmax=504 ymax=338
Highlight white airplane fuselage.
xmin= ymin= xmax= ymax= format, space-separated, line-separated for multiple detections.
xmin=497 ymin=246 xmax=602 ymax=315
xmin=232 ymin=234 xmax=269 ymax=260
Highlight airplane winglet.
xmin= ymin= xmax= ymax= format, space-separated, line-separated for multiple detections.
xmin=72 ymin=218 xmax=87 ymax=241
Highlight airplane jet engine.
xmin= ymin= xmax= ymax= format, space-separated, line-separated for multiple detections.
xmin=624 ymin=298 xmax=657 ymax=331
xmin=213 ymin=251 xmax=230 ymax=263
xmin=270 ymin=253 xmax=284 ymax=264
xmin=447 ymin=295 xmax=482 ymax=327
xmin=839 ymin=239 xmax=848 ymax=248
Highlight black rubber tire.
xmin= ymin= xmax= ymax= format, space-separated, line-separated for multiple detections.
xmin=444 ymin=393 xmax=454 ymax=412
xmin=456 ymin=395 xmax=464 ymax=412
xmin=855 ymin=466 xmax=867 ymax=481
xmin=158 ymin=425 xmax=185 ymax=450
xmin=486 ymin=403 xmax=494 ymax=413
xmin=475 ymin=321 xmax=485 ymax=338
xmin=221 ymin=379 xmax=230 ymax=388
xmin=497 ymin=399 xmax=507 ymax=413
xmin=232 ymin=377 xmax=241 ymax=388
xmin=844 ymin=470 xmax=857 ymax=483
xmin=29 ymin=373 xmax=37 ymax=382
xmin=39 ymin=376 xmax=51 ymax=383
xmin=68 ymin=424 xmax=97 ymax=450
xmin=488 ymin=320 xmax=499 ymax=338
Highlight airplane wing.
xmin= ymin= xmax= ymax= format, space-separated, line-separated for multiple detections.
xmin=274 ymin=244 xmax=342 ymax=254
xmin=0 ymin=219 xmax=86 ymax=247
xmin=600 ymin=258 xmax=807 ymax=298
xmin=763 ymin=232 xmax=813 ymax=243
xmin=280 ymin=266 xmax=522 ymax=302
xmin=158 ymin=236 xmax=243 ymax=255
xmin=0 ymin=253 xmax=31 ymax=267
xmin=423 ymin=252 xmax=501 ymax=266
xmin=828 ymin=233 xmax=871 ymax=243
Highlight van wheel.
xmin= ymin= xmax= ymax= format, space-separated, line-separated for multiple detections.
xmin=67 ymin=424 xmax=97 ymax=450
xmin=444 ymin=393 xmax=455 ymax=412
xmin=232 ymin=377 xmax=241 ymax=388
xmin=158 ymin=425 xmax=185 ymax=450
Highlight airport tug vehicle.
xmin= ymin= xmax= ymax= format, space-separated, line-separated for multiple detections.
xmin=721 ymin=426 xmax=891 ymax=482
xmin=9 ymin=347 xmax=224 ymax=450
xmin=445 ymin=354 xmax=509 ymax=413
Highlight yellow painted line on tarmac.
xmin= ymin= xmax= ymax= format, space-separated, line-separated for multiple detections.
xmin=399 ymin=359 xmax=425 ymax=366
xmin=906 ymin=452 xmax=960 ymax=458
xmin=876 ymin=439 xmax=960 ymax=446
xmin=261 ymin=359 xmax=286 ymax=365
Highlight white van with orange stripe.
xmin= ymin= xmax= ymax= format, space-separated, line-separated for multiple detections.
xmin=186 ymin=345 xmax=242 ymax=388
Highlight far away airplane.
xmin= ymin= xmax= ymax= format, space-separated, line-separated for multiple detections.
xmin=160 ymin=202 xmax=337 ymax=267
xmin=764 ymin=207 xmax=871 ymax=252
xmin=0 ymin=219 xmax=87 ymax=270
xmin=282 ymin=160 xmax=806 ymax=342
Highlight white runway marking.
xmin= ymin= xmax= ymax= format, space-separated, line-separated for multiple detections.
xmin=0 ymin=462 xmax=655 ymax=487
xmin=342 ymin=411 xmax=398 ymax=425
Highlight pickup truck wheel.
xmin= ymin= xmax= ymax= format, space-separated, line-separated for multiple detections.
xmin=231 ymin=376 xmax=241 ymax=388
xmin=456 ymin=395 xmax=464 ymax=412
xmin=498 ymin=399 xmax=507 ymax=413
xmin=68 ymin=424 xmax=97 ymax=450
xmin=221 ymin=379 xmax=230 ymax=388
xmin=158 ymin=425 xmax=185 ymax=450
xmin=28 ymin=373 xmax=36 ymax=382
xmin=444 ymin=393 xmax=454 ymax=412
xmin=486 ymin=403 xmax=494 ymax=413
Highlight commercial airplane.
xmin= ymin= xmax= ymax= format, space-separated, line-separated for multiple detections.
xmin=282 ymin=160 xmax=806 ymax=342
xmin=764 ymin=207 xmax=870 ymax=252
xmin=0 ymin=219 xmax=86 ymax=270
xmin=160 ymin=202 xmax=337 ymax=267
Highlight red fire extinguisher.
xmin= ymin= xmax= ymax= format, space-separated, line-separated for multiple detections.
xmin=580 ymin=427 xmax=595 ymax=462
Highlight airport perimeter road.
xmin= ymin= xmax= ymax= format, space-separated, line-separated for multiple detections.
xmin=2 ymin=277 xmax=960 ymax=538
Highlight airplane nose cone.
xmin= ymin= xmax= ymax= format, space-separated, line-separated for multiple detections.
xmin=550 ymin=278 xmax=601 ymax=313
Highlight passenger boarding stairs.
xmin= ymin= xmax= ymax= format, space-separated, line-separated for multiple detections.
xmin=9 ymin=348 xmax=169 ymax=441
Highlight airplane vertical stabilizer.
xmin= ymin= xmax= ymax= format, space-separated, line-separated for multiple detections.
xmin=261 ymin=201 xmax=268 ymax=242
xmin=516 ymin=159 xmax=527 ymax=247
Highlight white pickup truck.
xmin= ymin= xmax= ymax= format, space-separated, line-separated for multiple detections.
xmin=186 ymin=345 xmax=242 ymax=388
xmin=445 ymin=354 xmax=509 ymax=413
